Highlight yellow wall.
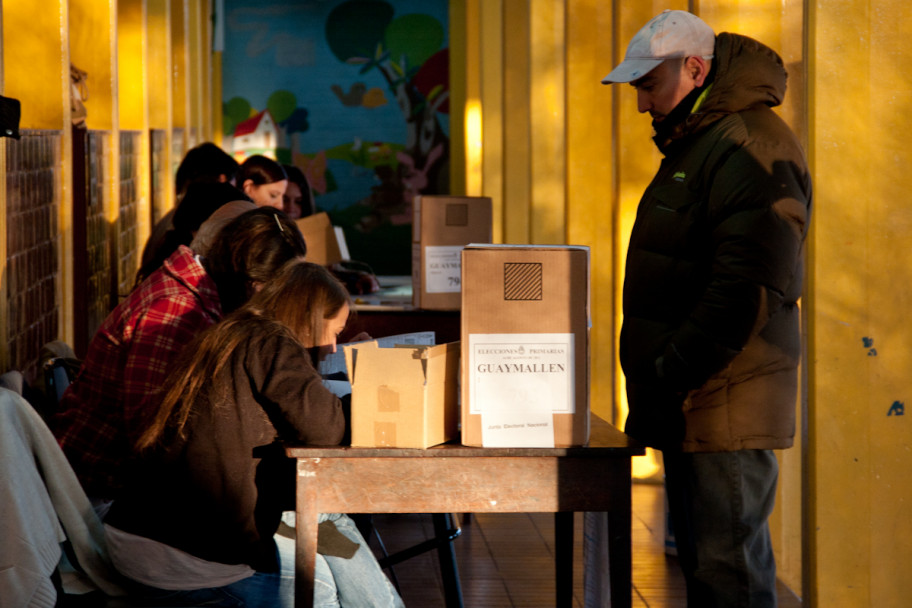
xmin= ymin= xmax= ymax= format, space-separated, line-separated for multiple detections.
xmin=71 ymin=0 xmax=120 ymax=324
xmin=118 ymin=0 xmax=153 ymax=250
xmin=809 ymin=1 xmax=912 ymax=606
xmin=3 ymin=0 xmax=75 ymax=347
xmin=0 ymin=0 xmax=214 ymax=364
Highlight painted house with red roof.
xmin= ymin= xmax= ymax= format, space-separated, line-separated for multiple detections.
xmin=231 ymin=109 xmax=281 ymax=161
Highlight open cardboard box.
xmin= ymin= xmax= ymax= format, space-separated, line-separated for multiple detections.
xmin=343 ymin=340 xmax=459 ymax=448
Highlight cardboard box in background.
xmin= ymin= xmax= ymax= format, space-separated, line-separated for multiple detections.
xmin=344 ymin=340 xmax=459 ymax=448
xmin=460 ymin=245 xmax=590 ymax=447
xmin=412 ymin=195 xmax=493 ymax=310
xmin=296 ymin=212 xmax=343 ymax=266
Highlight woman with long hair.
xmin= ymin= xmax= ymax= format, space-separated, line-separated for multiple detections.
xmin=239 ymin=154 xmax=288 ymax=209
xmin=282 ymin=163 xmax=317 ymax=219
xmin=53 ymin=207 xmax=307 ymax=501
xmin=104 ymin=260 xmax=403 ymax=608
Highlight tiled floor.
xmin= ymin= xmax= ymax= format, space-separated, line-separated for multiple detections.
xmin=368 ymin=482 xmax=802 ymax=607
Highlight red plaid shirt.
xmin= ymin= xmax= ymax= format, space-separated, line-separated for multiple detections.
xmin=53 ymin=246 xmax=222 ymax=497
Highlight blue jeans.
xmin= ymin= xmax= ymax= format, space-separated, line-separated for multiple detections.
xmin=663 ymin=450 xmax=779 ymax=608
xmin=124 ymin=514 xmax=403 ymax=608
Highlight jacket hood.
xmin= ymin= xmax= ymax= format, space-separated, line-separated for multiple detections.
xmin=703 ymin=32 xmax=787 ymax=113
xmin=662 ymin=33 xmax=788 ymax=146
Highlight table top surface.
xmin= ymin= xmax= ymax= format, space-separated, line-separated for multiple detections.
xmin=285 ymin=414 xmax=645 ymax=459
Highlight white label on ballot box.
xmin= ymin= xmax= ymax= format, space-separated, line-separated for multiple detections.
xmin=424 ymin=245 xmax=463 ymax=293
xmin=469 ymin=333 xmax=575 ymax=447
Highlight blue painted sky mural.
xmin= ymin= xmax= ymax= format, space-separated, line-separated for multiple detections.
xmin=222 ymin=0 xmax=450 ymax=274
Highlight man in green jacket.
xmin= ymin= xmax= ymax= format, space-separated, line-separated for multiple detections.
xmin=602 ymin=10 xmax=811 ymax=607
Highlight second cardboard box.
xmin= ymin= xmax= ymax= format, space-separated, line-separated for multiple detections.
xmin=344 ymin=341 xmax=459 ymax=448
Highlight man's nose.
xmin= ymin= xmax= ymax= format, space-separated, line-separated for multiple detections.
xmin=637 ymin=90 xmax=651 ymax=114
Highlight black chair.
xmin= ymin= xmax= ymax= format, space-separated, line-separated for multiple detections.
xmin=353 ymin=513 xmax=464 ymax=608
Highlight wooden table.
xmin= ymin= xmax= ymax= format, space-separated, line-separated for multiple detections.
xmin=285 ymin=415 xmax=644 ymax=607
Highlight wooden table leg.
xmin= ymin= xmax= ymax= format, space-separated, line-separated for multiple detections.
xmin=555 ymin=511 xmax=574 ymax=607
xmin=294 ymin=463 xmax=319 ymax=608
xmin=607 ymin=463 xmax=633 ymax=608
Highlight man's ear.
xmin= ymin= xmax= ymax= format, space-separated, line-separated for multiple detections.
xmin=685 ymin=56 xmax=709 ymax=87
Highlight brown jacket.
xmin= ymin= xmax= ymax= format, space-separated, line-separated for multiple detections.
xmin=105 ymin=318 xmax=347 ymax=571
xmin=620 ymin=33 xmax=812 ymax=452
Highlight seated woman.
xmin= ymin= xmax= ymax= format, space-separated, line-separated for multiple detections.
xmin=134 ymin=181 xmax=251 ymax=287
xmin=140 ymin=142 xmax=240 ymax=277
xmin=104 ymin=260 xmax=403 ymax=608
xmin=53 ymin=208 xmax=307 ymax=501
xmin=239 ymin=155 xmax=288 ymax=209
xmin=282 ymin=164 xmax=317 ymax=219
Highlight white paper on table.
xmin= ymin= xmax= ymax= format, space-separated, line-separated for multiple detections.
xmin=469 ymin=333 xmax=575 ymax=447
xmin=424 ymin=245 xmax=463 ymax=293
xmin=322 ymin=379 xmax=352 ymax=398
xmin=374 ymin=331 xmax=436 ymax=347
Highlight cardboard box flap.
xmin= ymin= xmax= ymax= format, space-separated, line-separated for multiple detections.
xmin=396 ymin=342 xmax=459 ymax=386
xmin=356 ymin=345 xmax=429 ymax=387
xmin=295 ymin=212 xmax=343 ymax=266
xmin=343 ymin=341 xmax=378 ymax=387
xmin=346 ymin=341 xmax=452 ymax=388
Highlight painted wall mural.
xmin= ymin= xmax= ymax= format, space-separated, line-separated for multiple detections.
xmin=222 ymin=0 xmax=450 ymax=274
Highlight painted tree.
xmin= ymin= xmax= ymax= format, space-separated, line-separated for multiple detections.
xmin=223 ymin=96 xmax=253 ymax=136
xmin=325 ymin=0 xmax=449 ymax=199
xmin=267 ymin=90 xmax=310 ymax=163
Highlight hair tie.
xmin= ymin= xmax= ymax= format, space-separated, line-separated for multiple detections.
xmin=274 ymin=213 xmax=285 ymax=232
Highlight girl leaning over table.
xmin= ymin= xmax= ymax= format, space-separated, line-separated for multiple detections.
xmin=103 ymin=259 xmax=403 ymax=608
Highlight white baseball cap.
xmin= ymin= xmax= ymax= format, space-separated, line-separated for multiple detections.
xmin=601 ymin=10 xmax=715 ymax=84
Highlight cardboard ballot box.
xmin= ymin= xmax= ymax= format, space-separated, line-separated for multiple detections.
xmin=460 ymin=245 xmax=590 ymax=447
xmin=412 ymin=195 xmax=493 ymax=310
xmin=296 ymin=212 xmax=342 ymax=266
xmin=343 ymin=340 xmax=460 ymax=448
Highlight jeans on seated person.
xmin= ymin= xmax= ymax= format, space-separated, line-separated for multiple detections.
xmin=125 ymin=513 xmax=403 ymax=608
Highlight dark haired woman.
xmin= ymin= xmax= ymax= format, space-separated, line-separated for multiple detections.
xmin=140 ymin=143 xmax=241 ymax=282
xmin=282 ymin=164 xmax=317 ymax=219
xmin=135 ymin=181 xmax=251 ymax=287
xmin=239 ymin=154 xmax=288 ymax=209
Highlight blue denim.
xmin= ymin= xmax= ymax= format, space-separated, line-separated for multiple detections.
xmin=312 ymin=514 xmax=404 ymax=608
xmin=124 ymin=573 xmax=279 ymax=608
xmin=663 ymin=450 xmax=779 ymax=608
xmin=123 ymin=514 xmax=402 ymax=608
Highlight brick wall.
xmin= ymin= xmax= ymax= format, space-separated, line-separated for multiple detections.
xmin=117 ymin=131 xmax=141 ymax=299
xmin=85 ymin=131 xmax=112 ymax=344
xmin=6 ymin=131 xmax=61 ymax=381
xmin=150 ymin=129 xmax=167 ymax=225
